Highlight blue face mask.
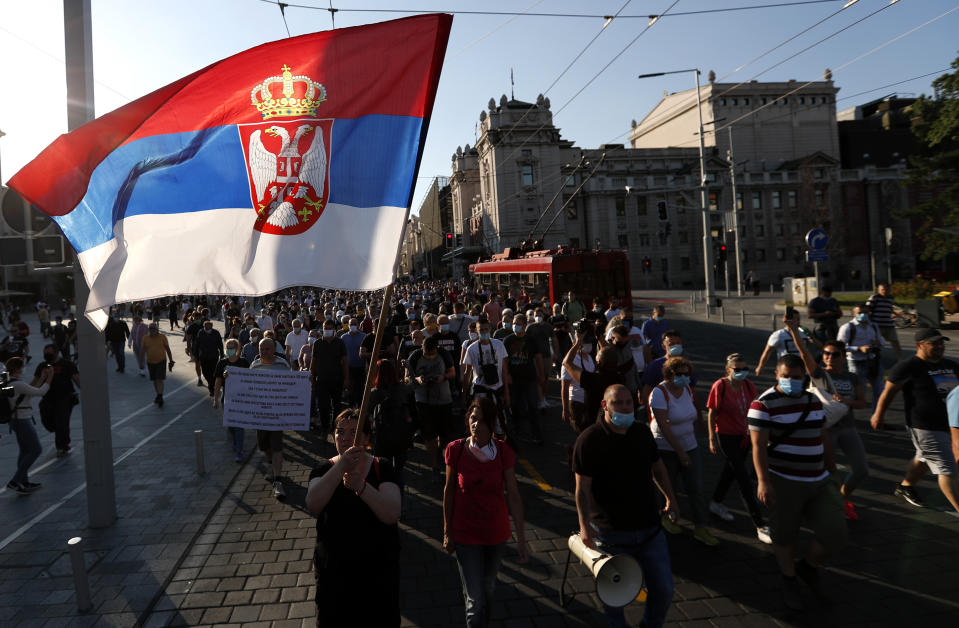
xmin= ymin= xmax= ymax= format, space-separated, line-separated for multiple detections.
xmin=667 ymin=345 xmax=683 ymax=356
xmin=856 ymin=313 xmax=869 ymax=323
xmin=778 ymin=378 xmax=805 ymax=396
xmin=513 ymin=324 xmax=524 ymax=334
xmin=609 ymin=411 xmax=635 ymax=428
xmin=440 ymin=324 xmax=450 ymax=332
xmin=672 ymin=374 xmax=691 ymax=388
xmin=479 ymin=332 xmax=491 ymax=341
xmin=732 ymin=370 xmax=749 ymax=381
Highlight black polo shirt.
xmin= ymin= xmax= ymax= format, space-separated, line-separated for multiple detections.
xmin=572 ymin=418 xmax=661 ymax=531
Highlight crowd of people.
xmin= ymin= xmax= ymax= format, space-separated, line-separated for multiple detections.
xmin=2 ymin=279 xmax=958 ymax=627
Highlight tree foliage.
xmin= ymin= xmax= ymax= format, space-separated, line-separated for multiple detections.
xmin=899 ymin=54 xmax=959 ymax=260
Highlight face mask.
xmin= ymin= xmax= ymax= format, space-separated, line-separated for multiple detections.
xmin=778 ymin=378 xmax=805 ymax=396
xmin=440 ymin=324 xmax=450 ymax=332
xmin=534 ymin=316 xmax=544 ymax=324
xmin=349 ymin=325 xmax=359 ymax=333
xmin=321 ymin=329 xmax=334 ymax=338
xmin=293 ymin=327 xmax=301 ymax=333
xmin=325 ymin=314 xmax=333 ymax=320
xmin=609 ymin=411 xmax=635 ymax=428
xmin=856 ymin=313 xmax=869 ymax=323
xmin=468 ymin=332 xmax=479 ymax=341
xmin=582 ymin=344 xmax=593 ymax=354
xmin=226 ymin=348 xmax=237 ymax=357
xmin=512 ymin=325 xmax=524 ymax=334
xmin=732 ymin=370 xmax=749 ymax=381
xmin=44 ymin=352 xmax=55 ymax=361
xmin=672 ymin=374 xmax=691 ymax=388
xmin=594 ymin=306 xmax=602 ymax=312
xmin=479 ymin=332 xmax=491 ymax=341
xmin=667 ymin=345 xmax=684 ymax=356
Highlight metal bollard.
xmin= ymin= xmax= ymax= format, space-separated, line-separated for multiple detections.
xmin=771 ymin=313 xmax=777 ymax=330
xmin=691 ymin=300 xmax=696 ymax=313
xmin=67 ymin=537 xmax=92 ymax=612
xmin=740 ymin=310 xmax=746 ymax=327
xmin=720 ymin=306 xmax=726 ymax=323
xmin=705 ymin=304 xmax=710 ymax=319
xmin=195 ymin=430 xmax=205 ymax=476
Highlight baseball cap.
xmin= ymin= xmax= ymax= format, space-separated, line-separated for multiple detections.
xmin=915 ymin=328 xmax=949 ymax=343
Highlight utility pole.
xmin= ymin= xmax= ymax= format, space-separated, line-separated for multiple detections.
xmin=728 ymin=127 xmax=743 ymax=296
xmin=65 ymin=0 xmax=117 ymax=527
xmin=694 ymin=70 xmax=715 ymax=305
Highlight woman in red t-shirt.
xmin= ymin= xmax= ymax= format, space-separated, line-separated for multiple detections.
xmin=443 ymin=397 xmax=528 ymax=627
xmin=705 ymin=353 xmax=771 ymax=545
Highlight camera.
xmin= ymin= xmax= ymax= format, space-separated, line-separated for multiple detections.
xmin=1 ymin=371 xmax=14 ymax=399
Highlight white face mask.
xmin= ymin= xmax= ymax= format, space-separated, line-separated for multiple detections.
xmin=323 ymin=329 xmax=335 ymax=337
xmin=468 ymin=331 xmax=479 ymax=341
xmin=534 ymin=316 xmax=544 ymax=324
xmin=349 ymin=325 xmax=359 ymax=333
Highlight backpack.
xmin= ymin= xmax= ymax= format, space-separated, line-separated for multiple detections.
xmin=371 ymin=392 xmax=413 ymax=456
xmin=0 ymin=393 xmax=25 ymax=425
xmin=649 ymin=381 xmax=695 ymax=424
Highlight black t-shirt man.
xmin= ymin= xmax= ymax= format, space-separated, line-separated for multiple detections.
xmin=887 ymin=356 xmax=959 ymax=431
xmin=33 ymin=357 xmax=78 ymax=399
xmin=572 ymin=418 xmax=661 ymax=530
xmin=311 ymin=336 xmax=348 ymax=382
xmin=213 ymin=356 xmax=250 ymax=382
xmin=503 ymin=334 xmax=540 ymax=383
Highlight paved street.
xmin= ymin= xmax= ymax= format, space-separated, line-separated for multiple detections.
xmin=2 ymin=302 xmax=958 ymax=627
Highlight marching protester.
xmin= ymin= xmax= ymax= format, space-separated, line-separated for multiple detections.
xmin=444 ymin=397 xmax=527 ymax=628
xmin=33 ymin=344 xmax=81 ymax=458
xmin=4 ymin=357 xmax=53 ymax=494
xmin=306 ymin=409 xmax=402 ymax=627
xmin=838 ymin=304 xmax=885 ymax=410
xmin=140 ymin=322 xmax=174 ymax=407
xmin=212 ymin=338 xmax=250 ymax=462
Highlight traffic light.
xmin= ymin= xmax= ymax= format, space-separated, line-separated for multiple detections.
xmin=643 ymin=257 xmax=651 ymax=273
xmin=719 ymin=244 xmax=727 ymax=262
xmin=445 ymin=233 xmax=454 ymax=249
xmin=657 ymin=200 xmax=667 ymax=221
xmin=455 ymin=234 xmax=463 ymax=247
xmin=665 ymin=222 xmax=672 ymax=237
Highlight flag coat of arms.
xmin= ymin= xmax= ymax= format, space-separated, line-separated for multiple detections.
xmin=8 ymin=14 xmax=451 ymax=325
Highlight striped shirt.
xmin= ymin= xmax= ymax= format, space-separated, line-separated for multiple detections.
xmin=865 ymin=293 xmax=895 ymax=328
xmin=748 ymin=388 xmax=827 ymax=482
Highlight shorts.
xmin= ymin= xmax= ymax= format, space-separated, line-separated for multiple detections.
xmin=878 ymin=326 xmax=898 ymax=344
xmin=907 ymin=426 xmax=957 ymax=476
xmin=767 ymin=473 xmax=847 ymax=552
xmin=147 ymin=361 xmax=166 ymax=381
xmin=257 ymin=429 xmax=284 ymax=454
xmin=416 ymin=402 xmax=451 ymax=440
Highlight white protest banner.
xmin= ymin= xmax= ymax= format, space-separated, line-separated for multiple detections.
xmin=223 ymin=368 xmax=310 ymax=431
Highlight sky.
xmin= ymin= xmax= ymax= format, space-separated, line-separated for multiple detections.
xmin=1 ymin=0 xmax=957 ymax=214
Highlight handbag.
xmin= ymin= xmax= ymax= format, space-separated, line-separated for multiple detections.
xmin=809 ymin=371 xmax=847 ymax=429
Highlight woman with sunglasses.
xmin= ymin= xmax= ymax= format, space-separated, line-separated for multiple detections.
xmin=706 ymin=354 xmax=771 ymax=544
xmin=649 ymin=356 xmax=719 ymax=546
xmin=791 ymin=326 xmax=869 ymax=521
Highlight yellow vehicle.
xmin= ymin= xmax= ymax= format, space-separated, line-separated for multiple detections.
xmin=934 ymin=291 xmax=959 ymax=315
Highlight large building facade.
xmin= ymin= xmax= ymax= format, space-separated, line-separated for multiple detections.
xmin=446 ymin=75 xmax=918 ymax=290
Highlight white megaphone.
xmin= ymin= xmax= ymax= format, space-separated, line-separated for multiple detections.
xmin=568 ymin=533 xmax=644 ymax=608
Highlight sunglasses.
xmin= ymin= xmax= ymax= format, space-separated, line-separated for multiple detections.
xmin=732 ymin=367 xmax=749 ymax=373
xmin=822 ymin=351 xmax=842 ymax=356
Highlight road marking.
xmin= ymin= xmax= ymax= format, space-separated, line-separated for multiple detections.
xmin=0 ymin=395 xmax=207 ymax=552
xmin=518 ymin=458 xmax=552 ymax=492
xmin=0 ymin=380 xmax=194 ymax=494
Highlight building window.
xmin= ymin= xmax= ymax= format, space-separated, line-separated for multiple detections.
xmin=708 ymin=191 xmax=719 ymax=211
xmin=790 ymin=223 xmax=800 ymax=235
xmin=755 ymin=224 xmax=765 ymax=237
xmin=720 ymin=98 xmax=727 ymax=105
xmin=775 ymin=223 xmax=784 ymax=236
xmin=776 ymin=248 xmax=786 ymax=261
xmin=756 ymin=248 xmax=766 ymax=262
xmin=680 ymin=257 xmax=691 ymax=270
xmin=522 ymin=149 xmax=532 ymax=157
xmin=618 ymin=234 xmax=629 ymax=248
xmin=660 ymin=258 xmax=668 ymax=272
xmin=615 ymin=196 xmax=626 ymax=217
xmin=743 ymin=249 xmax=749 ymax=263
xmin=522 ymin=164 xmax=534 ymax=186
xmin=787 ymin=190 xmax=797 ymax=208
xmin=731 ymin=98 xmax=738 ymax=106
xmin=772 ymin=191 xmax=782 ymax=210
xmin=659 ymin=233 xmax=667 ymax=245
xmin=799 ymin=96 xmax=805 ymax=105
xmin=565 ymin=175 xmax=576 ymax=186
xmin=678 ymin=231 xmax=688 ymax=244
xmin=736 ymin=190 xmax=744 ymax=211
xmin=760 ymin=97 xmax=768 ymax=105
xmin=639 ymin=233 xmax=650 ymax=246
xmin=815 ymin=188 xmax=824 ymax=206
xmin=675 ymin=196 xmax=686 ymax=213
xmin=636 ymin=196 xmax=646 ymax=215
xmin=570 ymin=237 xmax=580 ymax=248
xmin=814 ymin=168 xmax=824 ymax=179
xmin=743 ymin=97 xmax=750 ymax=105
xmin=527 ymin=206 xmax=535 ymax=212
xmin=751 ymin=191 xmax=762 ymax=210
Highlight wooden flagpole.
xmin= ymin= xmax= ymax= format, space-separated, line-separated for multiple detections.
xmin=354 ymin=282 xmax=394 ymax=445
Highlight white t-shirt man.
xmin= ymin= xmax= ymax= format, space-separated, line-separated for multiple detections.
xmin=285 ymin=327 xmax=309 ymax=365
xmin=766 ymin=327 xmax=811 ymax=359
xmin=561 ymin=353 xmax=594 ymax=403
xmin=463 ymin=338 xmax=508 ymax=391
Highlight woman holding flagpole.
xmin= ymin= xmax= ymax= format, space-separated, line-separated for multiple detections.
xmin=306 ymin=408 xmax=402 ymax=627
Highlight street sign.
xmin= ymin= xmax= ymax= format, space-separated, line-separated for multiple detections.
xmin=805 ymin=228 xmax=828 ymax=250
xmin=806 ymin=250 xmax=829 ymax=262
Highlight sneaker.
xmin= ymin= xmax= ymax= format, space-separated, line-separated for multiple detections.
xmin=756 ymin=526 xmax=773 ymax=545
xmin=56 ymin=449 xmax=69 ymax=458
xmin=782 ymin=575 xmax=804 ymax=611
xmin=660 ymin=514 xmax=682 ymax=535
xmin=6 ymin=481 xmax=29 ymax=494
xmin=196 ymin=377 xmax=204 ymax=386
xmin=709 ymin=500 xmax=734 ymax=521
xmin=693 ymin=527 xmax=720 ymax=547
xmin=894 ymin=484 xmax=923 ymax=508
xmin=843 ymin=501 xmax=859 ymax=521
xmin=273 ymin=480 xmax=286 ymax=499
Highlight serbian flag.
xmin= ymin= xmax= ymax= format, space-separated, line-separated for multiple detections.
xmin=8 ymin=14 xmax=451 ymax=327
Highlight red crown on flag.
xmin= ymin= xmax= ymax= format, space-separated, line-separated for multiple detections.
xmin=250 ymin=64 xmax=327 ymax=120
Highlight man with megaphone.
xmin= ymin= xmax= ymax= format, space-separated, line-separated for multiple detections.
xmin=570 ymin=352 xmax=679 ymax=628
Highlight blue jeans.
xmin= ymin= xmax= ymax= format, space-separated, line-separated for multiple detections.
xmin=454 ymin=542 xmax=506 ymax=628
xmin=847 ymin=358 xmax=883 ymax=411
xmin=228 ymin=427 xmax=245 ymax=457
xmin=593 ymin=525 xmax=674 ymax=628
xmin=659 ymin=446 xmax=707 ymax=526
xmin=110 ymin=340 xmax=126 ymax=370
xmin=9 ymin=418 xmax=42 ymax=485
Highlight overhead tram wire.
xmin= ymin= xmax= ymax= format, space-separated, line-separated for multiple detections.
xmin=632 ymin=0 xmax=900 ymax=141
xmin=254 ymin=0 xmax=848 ymax=20
xmin=664 ymin=4 xmax=959 ymax=149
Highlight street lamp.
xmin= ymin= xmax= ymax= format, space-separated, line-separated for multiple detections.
xmin=638 ymin=68 xmax=715 ymax=305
